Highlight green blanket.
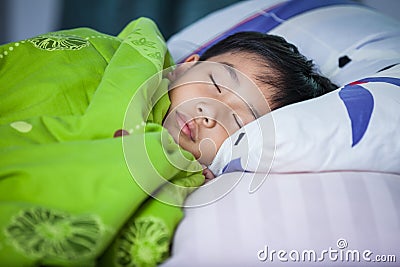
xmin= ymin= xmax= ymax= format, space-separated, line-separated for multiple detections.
xmin=0 ymin=18 xmax=204 ymax=266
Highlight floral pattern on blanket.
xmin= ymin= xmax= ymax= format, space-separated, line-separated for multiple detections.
xmin=0 ymin=17 xmax=204 ymax=267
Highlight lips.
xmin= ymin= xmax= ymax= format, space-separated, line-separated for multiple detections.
xmin=176 ymin=111 xmax=196 ymax=141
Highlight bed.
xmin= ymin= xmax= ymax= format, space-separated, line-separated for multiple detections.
xmin=0 ymin=0 xmax=399 ymax=267
xmin=162 ymin=0 xmax=400 ymax=266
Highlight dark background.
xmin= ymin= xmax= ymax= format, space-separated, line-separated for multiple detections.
xmin=0 ymin=0 xmax=240 ymax=44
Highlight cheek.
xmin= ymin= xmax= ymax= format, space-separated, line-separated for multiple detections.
xmin=200 ymin=124 xmax=229 ymax=151
xmin=167 ymin=88 xmax=180 ymax=109
xmin=169 ymin=82 xmax=214 ymax=110
xmin=169 ymin=84 xmax=196 ymax=105
xmin=196 ymin=125 xmax=229 ymax=165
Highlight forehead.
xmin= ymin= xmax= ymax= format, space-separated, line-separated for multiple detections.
xmin=205 ymin=52 xmax=261 ymax=76
xmin=179 ymin=53 xmax=259 ymax=84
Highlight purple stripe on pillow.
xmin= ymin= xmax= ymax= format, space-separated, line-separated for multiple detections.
xmin=191 ymin=0 xmax=359 ymax=60
xmin=190 ymin=1 xmax=286 ymax=58
xmin=356 ymin=77 xmax=400 ymax=86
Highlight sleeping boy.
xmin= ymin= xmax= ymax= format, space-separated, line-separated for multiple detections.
xmin=0 ymin=17 xmax=337 ymax=266
xmin=0 ymin=19 xmax=337 ymax=183
xmin=163 ymin=31 xmax=338 ymax=180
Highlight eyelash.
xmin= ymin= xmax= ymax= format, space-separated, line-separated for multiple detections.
xmin=209 ymin=74 xmax=222 ymax=93
xmin=233 ymin=114 xmax=242 ymax=128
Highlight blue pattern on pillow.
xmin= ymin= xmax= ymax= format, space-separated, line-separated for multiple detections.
xmin=222 ymin=158 xmax=245 ymax=173
xmin=339 ymin=84 xmax=374 ymax=147
xmin=339 ymin=77 xmax=400 ymax=147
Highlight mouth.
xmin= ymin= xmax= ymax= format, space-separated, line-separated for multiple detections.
xmin=176 ymin=111 xmax=196 ymax=141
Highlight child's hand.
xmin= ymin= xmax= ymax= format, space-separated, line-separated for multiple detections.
xmin=202 ymin=165 xmax=215 ymax=183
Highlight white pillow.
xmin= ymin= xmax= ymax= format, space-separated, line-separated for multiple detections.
xmin=167 ymin=0 xmax=286 ymax=63
xmin=209 ymin=65 xmax=400 ymax=184
xmin=168 ymin=0 xmax=400 ymax=86
xmin=167 ymin=0 xmax=400 ymax=182
xmin=267 ymin=4 xmax=400 ymax=85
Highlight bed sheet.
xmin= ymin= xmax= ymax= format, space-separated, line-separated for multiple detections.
xmin=162 ymin=171 xmax=400 ymax=266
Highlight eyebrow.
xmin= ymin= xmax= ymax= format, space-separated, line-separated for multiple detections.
xmin=220 ymin=61 xmax=240 ymax=84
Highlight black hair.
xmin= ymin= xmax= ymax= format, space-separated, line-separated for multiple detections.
xmin=200 ymin=32 xmax=338 ymax=110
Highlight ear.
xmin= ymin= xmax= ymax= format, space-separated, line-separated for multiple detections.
xmin=184 ymin=54 xmax=200 ymax=63
xmin=168 ymin=54 xmax=200 ymax=82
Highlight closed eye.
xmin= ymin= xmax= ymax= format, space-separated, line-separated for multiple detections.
xmin=233 ymin=114 xmax=242 ymax=128
xmin=209 ymin=74 xmax=222 ymax=93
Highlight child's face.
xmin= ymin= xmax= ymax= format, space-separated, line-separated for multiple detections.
xmin=163 ymin=52 xmax=271 ymax=165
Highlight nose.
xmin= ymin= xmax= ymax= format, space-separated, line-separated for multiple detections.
xmin=196 ymin=103 xmax=217 ymax=128
xmin=196 ymin=116 xmax=217 ymax=128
